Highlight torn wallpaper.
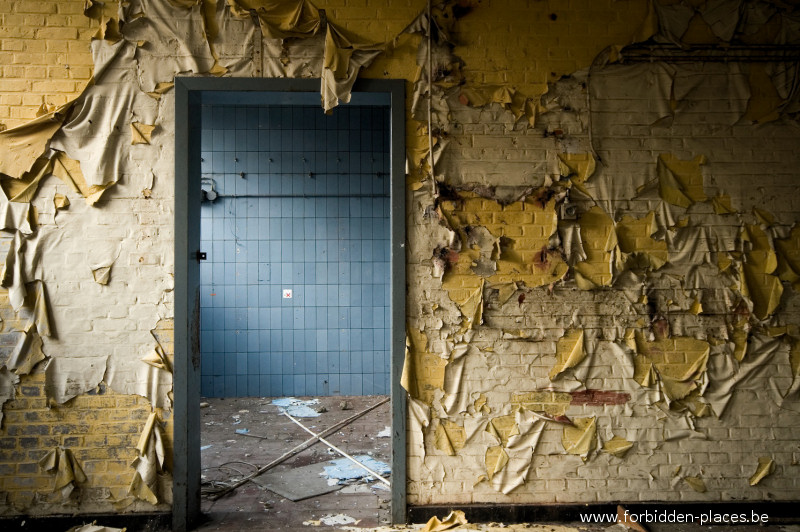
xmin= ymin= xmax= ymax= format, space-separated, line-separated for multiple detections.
xmin=38 ymin=447 xmax=87 ymax=499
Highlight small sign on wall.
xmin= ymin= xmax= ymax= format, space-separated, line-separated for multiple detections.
xmin=282 ymin=289 xmax=293 ymax=299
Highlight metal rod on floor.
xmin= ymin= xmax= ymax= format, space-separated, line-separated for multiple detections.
xmin=207 ymin=396 xmax=389 ymax=499
xmin=283 ymin=410 xmax=391 ymax=486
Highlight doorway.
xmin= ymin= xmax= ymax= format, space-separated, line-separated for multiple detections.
xmin=174 ymin=78 xmax=406 ymax=531
xmin=198 ymin=97 xmax=391 ymax=398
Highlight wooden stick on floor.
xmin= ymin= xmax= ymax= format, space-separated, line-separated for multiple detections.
xmin=208 ymin=396 xmax=390 ymax=500
xmin=283 ymin=410 xmax=391 ymax=486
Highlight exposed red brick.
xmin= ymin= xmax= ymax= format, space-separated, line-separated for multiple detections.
xmin=569 ymin=389 xmax=631 ymax=406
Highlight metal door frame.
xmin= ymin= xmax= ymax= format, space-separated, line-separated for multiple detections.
xmin=174 ymin=77 xmax=406 ymax=530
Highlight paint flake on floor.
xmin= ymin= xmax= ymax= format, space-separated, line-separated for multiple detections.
xmin=323 ymin=455 xmax=391 ymax=483
xmin=271 ymin=397 xmax=322 ymax=417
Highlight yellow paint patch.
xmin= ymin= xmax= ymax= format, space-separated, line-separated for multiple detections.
xmin=487 ymin=414 xmax=519 ymax=446
xmin=558 ymin=153 xmax=596 ymax=186
xmin=602 ymin=435 xmax=633 ymax=458
xmin=459 ymin=85 xmax=539 ymax=126
xmin=473 ymin=393 xmax=490 ymax=415
xmin=511 ymin=391 xmax=572 ymax=416
xmin=574 ymin=206 xmax=617 ymax=287
xmin=743 ymin=225 xmax=783 ymax=319
xmin=718 ymin=252 xmax=733 ymax=273
xmin=92 ymin=266 xmax=112 ymax=285
xmin=131 ymin=122 xmax=155 ymax=145
xmin=753 ymin=207 xmax=775 ymax=226
xmin=2 ymin=156 xmax=53 ymax=203
xmin=403 ymin=329 xmax=447 ymax=405
xmin=616 ymin=211 xmax=668 ymax=270
xmin=634 ymin=332 xmax=710 ymax=402
xmin=550 ymin=329 xmax=586 ymax=381
xmin=441 ymin=247 xmax=485 ymax=330
xmin=677 ymin=392 xmax=713 ymax=418
xmin=732 ymin=324 xmax=749 ymax=362
xmin=749 ymin=457 xmax=775 ymax=486
xmin=562 ymin=417 xmax=596 ymax=461
xmin=362 ymin=33 xmax=422 ymax=81
xmin=775 ymin=226 xmax=800 ymax=291
xmin=493 ymin=282 xmax=518 ymax=306
xmin=407 ymin=120 xmax=435 ymax=170
xmin=53 ymin=194 xmax=70 ymax=210
xmin=485 ymin=445 xmax=509 ymax=481
xmin=434 ymin=419 xmax=466 ymax=456
xmin=94 ymin=16 xmax=123 ymax=42
xmin=684 ymin=476 xmax=707 ymax=493
xmin=656 ymin=153 xmax=707 ymax=208
xmin=440 ymin=193 xmax=567 ymax=303
xmin=38 ymin=447 xmax=87 ymax=498
xmin=632 ymin=352 xmax=657 ymax=388
xmin=451 ymin=0 xmax=648 ymax=111
xmin=711 ymin=194 xmax=736 ymax=214
xmin=146 ymin=81 xmax=175 ymax=100
xmin=51 ymin=152 xmax=112 ymax=205
xmin=459 ymin=278 xmax=485 ymax=330
xmin=0 ymin=103 xmax=73 ymax=179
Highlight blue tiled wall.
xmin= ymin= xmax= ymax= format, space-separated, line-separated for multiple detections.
xmin=199 ymin=105 xmax=390 ymax=398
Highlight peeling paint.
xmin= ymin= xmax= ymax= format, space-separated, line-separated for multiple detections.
xmin=2 ymin=0 xmax=800 ymax=516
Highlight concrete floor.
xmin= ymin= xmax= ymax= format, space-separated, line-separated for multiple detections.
xmin=193 ymin=395 xmax=799 ymax=532
xmin=196 ymin=394 xmax=392 ymax=531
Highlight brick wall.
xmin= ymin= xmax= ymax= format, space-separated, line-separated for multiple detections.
xmin=0 ymin=0 xmax=96 ymax=129
xmin=0 ymin=373 xmax=160 ymax=512
xmin=402 ymin=0 xmax=800 ymax=508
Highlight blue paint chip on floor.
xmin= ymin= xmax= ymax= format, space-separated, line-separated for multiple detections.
xmin=271 ymin=397 xmax=321 ymax=417
xmin=323 ymin=455 xmax=390 ymax=483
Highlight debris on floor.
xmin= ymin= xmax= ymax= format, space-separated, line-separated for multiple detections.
xmin=614 ymin=505 xmax=648 ymax=532
xmin=66 ymin=524 xmax=125 ymax=532
xmin=377 ymin=426 xmax=391 ymax=438
xmin=271 ymin=397 xmax=322 ymax=417
xmin=419 ymin=510 xmax=469 ymax=532
xmin=323 ymin=455 xmax=391 ymax=483
xmin=199 ymin=395 xmax=392 ymax=530
xmin=340 ymin=483 xmax=381 ymax=494
xmin=253 ymin=461 xmax=343 ymax=501
xmin=304 ymin=513 xmax=360 ymax=526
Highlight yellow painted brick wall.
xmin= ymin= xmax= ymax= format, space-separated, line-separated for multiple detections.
xmin=402 ymin=0 xmax=800 ymax=508
xmin=0 ymin=373 xmax=160 ymax=512
xmin=452 ymin=0 xmax=648 ymax=98
xmin=317 ymin=0 xmax=424 ymax=43
xmin=0 ymin=0 xmax=97 ymax=129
